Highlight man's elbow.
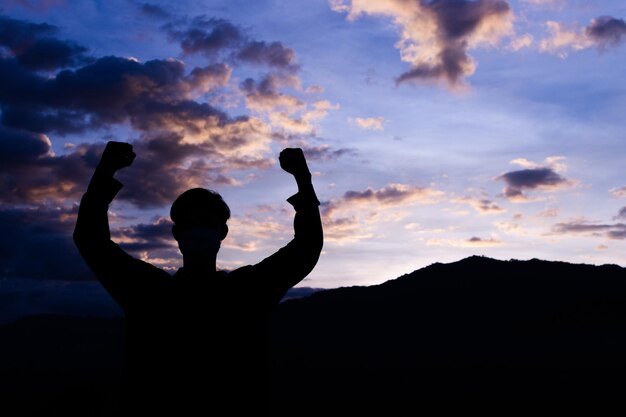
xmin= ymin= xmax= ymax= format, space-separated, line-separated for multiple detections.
xmin=304 ymin=237 xmax=323 ymax=270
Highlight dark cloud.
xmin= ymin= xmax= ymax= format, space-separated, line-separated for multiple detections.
xmin=0 ymin=54 xmax=233 ymax=136
xmin=0 ymin=204 xmax=177 ymax=283
xmin=301 ymin=145 xmax=357 ymax=162
xmin=112 ymin=134 xmax=273 ymax=208
xmin=586 ymin=16 xmax=626 ymax=47
xmin=0 ymin=125 xmax=51 ymax=167
xmin=344 ymin=184 xmax=434 ymax=204
xmin=114 ymin=135 xmax=204 ymax=208
xmin=397 ymin=43 xmax=473 ymax=85
xmin=319 ymin=184 xmax=442 ymax=227
xmin=498 ymin=167 xmax=570 ymax=200
xmin=394 ymin=0 xmax=512 ymax=85
xmin=0 ymin=15 xmax=312 ymax=210
xmin=473 ymin=199 xmax=502 ymax=213
xmin=236 ymin=41 xmax=298 ymax=71
xmin=239 ymin=73 xmax=303 ymax=112
xmin=615 ymin=207 xmax=626 ymax=220
xmin=185 ymin=63 xmax=232 ymax=92
xmin=113 ymin=217 xmax=175 ymax=252
xmin=165 ymin=17 xmax=244 ymax=57
xmin=0 ymin=139 xmax=101 ymax=204
xmin=2 ymin=106 xmax=91 ymax=135
xmin=166 ymin=17 xmax=298 ymax=71
xmin=0 ymin=15 xmax=89 ymax=70
xmin=467 ymin=236 xmax=501 ymax=244
xmin=1 ymin=128 xmax=269 ymax=208
xmin=553 ymin=220 xmax=626 ymax=240
xmin=139 ymin=3 xmax=171 ymax=19
xmin=0 ymin=205 xmax=92 ymax=281
xmin=0 ymin=134 xmax=171 ymax=207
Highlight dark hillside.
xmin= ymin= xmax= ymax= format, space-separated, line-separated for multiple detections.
xmin=3 ymin=257 xmax=626 ymax=414
xmin=270 ymin=256 xmax=626 ymax=411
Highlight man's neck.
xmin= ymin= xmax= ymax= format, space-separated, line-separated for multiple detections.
xmin=181 ymin=255 xmax=217 ymax=277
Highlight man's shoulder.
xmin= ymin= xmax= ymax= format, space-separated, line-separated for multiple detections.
xmin=222 ymin=264 xmax=254 ymax=277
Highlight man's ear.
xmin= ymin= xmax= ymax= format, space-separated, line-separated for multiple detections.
xmin=172 ymin=224 xmax=179 ymax=242
xmin=220 ymin=224 xmax=229 ymax=241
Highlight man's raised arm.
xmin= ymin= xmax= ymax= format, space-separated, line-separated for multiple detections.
xmin=244 ymin=148 xmax=323 ymax=302
xmin=73 ymin=141 xmax=163 ymax=309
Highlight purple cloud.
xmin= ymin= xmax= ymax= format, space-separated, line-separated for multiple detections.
xmin=0 ymin=15 xmax=89 ymax=70
xmin=498 ymin=167 xmax=571 ymax=201
xmin=586 ymin=16 xmax=626 ymax=47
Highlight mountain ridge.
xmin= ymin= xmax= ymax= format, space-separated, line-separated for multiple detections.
xmin=3 ymin=255 xmax=626 ymax=414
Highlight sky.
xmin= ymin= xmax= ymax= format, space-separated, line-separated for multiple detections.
xmin=1 ymin=0 xmax=625 ymax=322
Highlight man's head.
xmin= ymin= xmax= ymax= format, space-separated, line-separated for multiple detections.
xmin=170 ymin=188 xmax=230 ymax=256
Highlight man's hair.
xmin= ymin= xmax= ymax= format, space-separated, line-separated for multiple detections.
xmin=170 ymin=188 xmax=230 ymax=227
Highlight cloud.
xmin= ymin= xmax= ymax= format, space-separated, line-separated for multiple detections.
xmin=615 ymin=207 xmax=626 ymax=221
xmin=586 ymin=16 xmax=626 ymax=48
xmin=236 ymin=41 xmax=298 ymax=71
xmin=0 ymin=16 xmax=325 ymax=208
xmin=540 ymin=16 xmax=626 ymax=57
xmin=0 ymin=15 xmax=90 ymax=70
xmin=138 ymin=3 xmax=171 ymax=19
xmin=114 ymin=134 xmax=275 ymax=208
xmin=342 ymin=183 xmax=443 ymax=206
xmin=0 ymin=134 xmax=98 ymax=205
xmin=0 ymin=11 xmax=342 ymax=249
xmin=453 ymin=195 xmax=505 ymax=214
xmin=322 ymin=184 xmax=442 ymax=238
xmin=426 ymin=236 xmax=502 ymax=247
xmin=498 ymin=168 xmax=570 ymax=201
xmin=0 ymin=206 xmax=175 ymax=283
xmin=270 ymin=100 xmax=339 ymax=134
xmin=497 ymin=157 xmax=574 ymax=202
xmin=536 ymin=208 xmax=559 ymax=218
xmin=353 ymin=117 xmax=385 ymax=131
xmin=332 ymin=0 xmax=514 ymax=86
xmin=0 ymin=127 xmax=272 ymax=208
xmin=240 ymin=75 xmax=337 ymax=134
xmin=165 ymin=16 xmax=299 ymax=72
xmin=539 ymin=21 xmax=592 ymax=57
xmin=322 ymin=215 xmax=373 ymax=244
xmin=112 ymin=217 xmax=175 ymax=252
xmin=610 ymin=186 xmax=626 ymax=198
xmin=0 ymin=54 xmax=237 ymax=136
xmin=319 ymin=183 xmax=443 ymax=243
xmin=300 ymin=144 xmax=357 ymax=162
xmin=552 ymin=219 xmax=626 ymax=240
xmin=0 ymin=125 xmax=53 ymax=166
xmin=240 ymin=73 xmax=304 ymax=113
xmin=222 ymin=213 xmax=290 ymax=253
xmin=165 ymin=17 xmax=244 ymax=57
xmin=509 ymin=33 xmax=533 ymax=50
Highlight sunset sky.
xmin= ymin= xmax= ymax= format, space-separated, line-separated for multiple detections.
xmin=1 ymin=0 xmax=625 ymax=322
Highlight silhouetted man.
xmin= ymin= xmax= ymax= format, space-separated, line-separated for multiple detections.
xmin=73 ymin=141 xmax=323 ymax=414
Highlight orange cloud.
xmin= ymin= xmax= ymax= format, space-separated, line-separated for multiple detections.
xmin=332 ymin=0 xmax=514 ymax=86
xmin=353 ymin=116 xmax=385 ymax=131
